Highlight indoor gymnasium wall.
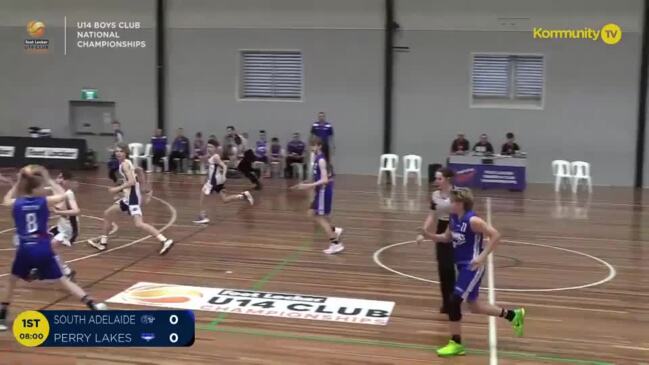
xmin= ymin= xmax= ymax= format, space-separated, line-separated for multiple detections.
xmin=392 ymin=0 xmax=643 ymax=186
xmin=166 ymin=0 xmax=384 ymax=175
xmin=0 ymin=0 xmax=156 ymax=156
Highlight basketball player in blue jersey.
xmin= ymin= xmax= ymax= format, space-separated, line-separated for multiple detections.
xmin=291 ymin=137 xmax=343 ymax=254
xmin=88 ymin=143 xmax=174 ymax=255
xmin=0 ymin=165 xmax=107 ymax=331
xmin=193 ymin=139 xmax=254 ymax=224
xmin=421 ymin=188 xmax=526 ymax=357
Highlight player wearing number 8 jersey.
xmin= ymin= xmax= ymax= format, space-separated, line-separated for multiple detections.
xmin=0 ymin=165 xmax=107 ymax=332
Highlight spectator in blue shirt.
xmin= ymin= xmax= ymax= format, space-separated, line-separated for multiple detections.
xmin=169 ymin=128 xmax=190 ymax=173
xmin=150 ymin=128 xmax=167 ymax=172
xmin=310 ymin=112 xmax=334 ymax=151
xmin=285 ymin=132 xmax=306 ymax=178
xmin=255 ymin=130 xmax=269 ymax=163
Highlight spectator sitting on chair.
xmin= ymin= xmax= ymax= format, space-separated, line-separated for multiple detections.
xmin=108 ymin=120 xmax=125 ymax=183
xmin=285 ymin=132 xmax=306 ymax=178
xmin=150 ymin=128 xmax=167 ymax=172
xmin=473 ymin=133 xmax=494 ymax=154
xmin=255 ymin=130 xmax=269 ymax=164
xmin=450 ymin=132 xmax=469 ymax=155
xmin=501 ymin=132 xmax=521 ymax=156
xmin=169 ymin=128 xmax=190 ymax=173
xmin=192 ymin=132 xmax=206 ymax=173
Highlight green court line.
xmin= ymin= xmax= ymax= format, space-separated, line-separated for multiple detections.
xmin=198 ymin=324 xmax=612 ymax=365
xmin=206 ymin=239 xmax=313 ymax=328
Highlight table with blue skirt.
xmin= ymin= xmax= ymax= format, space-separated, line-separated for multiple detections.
xmin=447 ymin=154 xmax=527 ymax=191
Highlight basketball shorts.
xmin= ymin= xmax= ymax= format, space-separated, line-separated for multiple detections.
xmin=12 ymin=239 xmax=63 ymax=280
xmin=310 ymin=186 xmax=333 ymax=216
xmin=202 ymin=183 xmax=225 ymax=195
xmin=454 ymin=263 xmax=485 ymax=302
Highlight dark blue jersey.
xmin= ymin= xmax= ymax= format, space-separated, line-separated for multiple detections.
xmin=13 ymin=196 xmax=49 ymax=241
xmin=449 ymin=211 xmax=483 ymax=264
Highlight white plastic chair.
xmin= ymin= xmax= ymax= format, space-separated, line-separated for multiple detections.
xmin=402 ymin=155 xmax=422 ymax=186
xmin=552 ymin=160 xmax=572 ymax=192
xmin=143 ymin=143 xmax=153 ymax=173
xmin=129 ymin=143 xmax=144 ymax=167
xmin=571 ymin=161 xmax=592 ymax=193
xmin=377 ymin=154 xmax=399 ymax=185
xmin=161 ymin=144 xmax=170 ymax=172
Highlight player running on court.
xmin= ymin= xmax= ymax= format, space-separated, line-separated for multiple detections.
xmin=193 ymin=139 xmax=254 ymax=224
xmin=0 ymin=165 xmax=106 ymax=331
xmin=87 ymin=143 xmax=174 ymax=255
xmin=291 ymin=137 xmax=343 ymax=254
xmin=421 ymin=187 xmax=526 ymax=357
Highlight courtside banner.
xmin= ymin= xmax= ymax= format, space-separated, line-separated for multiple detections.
xmin=25 ymin=147 xmax=78 ymax=159
xmin=0 ymin=146 xmax=15 ymax=158
xmin=107 ymin=282 xmax=395 ymax=326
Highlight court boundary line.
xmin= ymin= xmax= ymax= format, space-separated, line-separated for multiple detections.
xmin=0 ymin=215 xmax=118 ymax=252
xmin=373 ymin=239 xmax=616 ymax=292
xmin=486 ymin=197 xmax=498 ymax=365
xmin=196 ymin=324 xmax=613 ymax=365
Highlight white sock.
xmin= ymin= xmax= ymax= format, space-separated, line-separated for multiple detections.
xmin=156 ymin=234 xmax=167 ymax=242
xmin=100 ymin=235 xmax=108 ymax=244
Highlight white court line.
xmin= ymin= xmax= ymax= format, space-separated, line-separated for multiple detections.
xmin=0 ymin=215 xmax=118 ymax=252
xmin=486 ymin=197 xmax=498 ymax=365
xmin=0 ymin=183 xmax=177 ymax=277
xmin=373 ymin=240 xmax=617 ymax=292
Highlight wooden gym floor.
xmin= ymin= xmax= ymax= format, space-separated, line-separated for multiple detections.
xmin=0 ymin=169 xmax=647 ymax=364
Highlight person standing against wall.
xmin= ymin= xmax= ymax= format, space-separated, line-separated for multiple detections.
xmin=310 ymin=112 xmax=335 ymax=152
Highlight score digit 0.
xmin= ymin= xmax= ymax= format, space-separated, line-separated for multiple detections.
xmin=169 ymin=333 xmax=178 ymax=344
xmin=169 ymin=314 xmax=178 ymax=325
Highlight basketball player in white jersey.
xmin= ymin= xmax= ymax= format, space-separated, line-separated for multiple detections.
xmin=193 ymin=139 xmax=254 ymax=224
xmin=48 ymin=170 xmax=79 ymax=280
xmin=88 ymin=143 xmax=174 ymax=255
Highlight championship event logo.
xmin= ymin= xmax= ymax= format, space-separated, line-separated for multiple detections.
xmin=26 ymin=20 xmax=46 ymax=37
xmin=122 ymin=284 xmax=203 ymax=304
xmin=24 ymin=20 xmax=49 ymax=52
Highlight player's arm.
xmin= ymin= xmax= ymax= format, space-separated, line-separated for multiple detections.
xmin=2 ymin=181 xmax=18 ymax=207
xmin=54 ymin=191 xmax=80 ymax=216
xmin=291 ymin=159 xmax=328 ymax=190
xmin=134 ymin=167 xmax=151 ymax=194
xmin=469 ymin=216 xmax=501 ymax=268
xmin=421 ymin=225 xmax=451 ymax=243
xmin=213 ymin=154 xmax=227 ymax=171
xmin=0 ymin=173 xmax=12 ymax=185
